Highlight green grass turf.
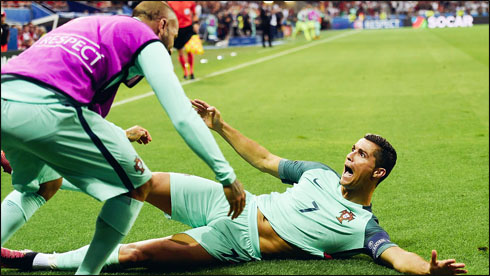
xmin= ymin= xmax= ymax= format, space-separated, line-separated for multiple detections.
xmin=1 ymin=25 xmax=488 ymax=275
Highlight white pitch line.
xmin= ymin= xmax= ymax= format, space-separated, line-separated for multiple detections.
xmin=113 ymin=30 xmax=360 ymax=108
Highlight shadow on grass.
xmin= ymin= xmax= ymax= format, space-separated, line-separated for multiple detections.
xmin=113 ymin=262 xmax=238 ymax=275
xmin=1 ymin=255 xmax=399 ymax=275
xmin=1 ymin=262 xmax=238 ymax=276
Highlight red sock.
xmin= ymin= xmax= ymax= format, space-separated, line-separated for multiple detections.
xmin=178 ymin=54 xmax=188 ymax=76
xmin=187 ymin=52 xmax=194 ymax=75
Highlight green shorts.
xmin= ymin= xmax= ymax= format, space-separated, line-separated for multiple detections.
xmin=169 ymin=172 xmax=262 ymax=263
xmin=1 ymin=98 xmax=152 ymax=201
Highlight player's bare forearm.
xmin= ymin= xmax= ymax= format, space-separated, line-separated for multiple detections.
xmin=380 ymin=247 xmax=467 ymax=275
xmin=381 ymin=248 xmax=431 ymax=275
xmin=191 ymin=99 xmax=280 ymax=178
xmin=217 ymin=122 xmax=281 ymax=178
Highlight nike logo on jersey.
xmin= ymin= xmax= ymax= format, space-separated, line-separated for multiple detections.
xmin=312 ymin=178 xmax=322 ymax=189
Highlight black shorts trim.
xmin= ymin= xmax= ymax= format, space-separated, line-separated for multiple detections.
xmin=174 ymin=25 xmax=195 ymax=50
xmin=75 ymin=106 xmax=134 ymax=191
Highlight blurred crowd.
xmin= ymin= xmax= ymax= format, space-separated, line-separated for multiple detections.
xmin=1 ymin=1 xmax=126 ymax=12
xmin=2 ymin=1 xmax=489 ymax=17
xmin=1 ymin=14 xmax=47 ymax=51
xmin=12 ymin=22 xmax=46 ymax=50
xmin=325 ymin=1 xmax=488 ymax=17
xmin=1 ymin=1 xmax=489 ymax=51
xmin=194 ymin=1 xmax=489 ymax=42
xmin=197 ymin=1 xmax=286 ymax=41
xmin=1 ymin=1 xmax=127 ymax=51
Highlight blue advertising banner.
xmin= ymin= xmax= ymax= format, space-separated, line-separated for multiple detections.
xmin=331 ymin=17 xmax=352 ymax=30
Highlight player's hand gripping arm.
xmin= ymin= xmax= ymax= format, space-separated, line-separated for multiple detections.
xmin=192 ymin=99 xmax=282 ymax=178
xmin=136 ymin=42 xmax=245 ymax=219
xmin=380 ymin=246 xmax=467 ymax=275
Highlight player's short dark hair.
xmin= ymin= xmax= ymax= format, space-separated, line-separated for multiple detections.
xmin=364 ymin=133 xmax=397 ymax=185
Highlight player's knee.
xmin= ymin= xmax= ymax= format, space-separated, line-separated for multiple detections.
xmin=127 ymin=172 xmax=170 ymax=202
xmin=37 ymin=178 xmax=62 ymax=201
xmin=128 ymin=180 xmax=151 ymax=201
xmin=150 ymin=172 xmax=170 ymax=186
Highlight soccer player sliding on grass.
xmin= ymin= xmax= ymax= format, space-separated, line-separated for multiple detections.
xmin=1 ymin=99 xmax=467 ymax=275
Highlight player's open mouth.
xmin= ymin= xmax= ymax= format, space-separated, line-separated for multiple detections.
xmin=343 ymin=164 xmax=354 ymax=177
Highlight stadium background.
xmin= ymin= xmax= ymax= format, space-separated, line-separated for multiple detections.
xmin=1 ymin=1 xmax=489 ymax=275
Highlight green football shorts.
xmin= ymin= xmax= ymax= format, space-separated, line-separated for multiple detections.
xmin=169 ymin=172 xmax=262 ymax=263
xmin=1 ymin=98 xmax=152 ymax=201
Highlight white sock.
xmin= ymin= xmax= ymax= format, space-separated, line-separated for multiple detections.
xmin=31 ymin=244 xmax=123 ymax=271
xmin=32 ymin=253 xmax=57 ymax=270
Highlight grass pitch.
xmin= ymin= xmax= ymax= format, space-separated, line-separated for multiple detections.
xmin=1 ymin=25 xmax=489 ymax=275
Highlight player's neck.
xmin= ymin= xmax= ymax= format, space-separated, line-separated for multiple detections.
xmin=341 ymin=184 xmax=374 ymax=206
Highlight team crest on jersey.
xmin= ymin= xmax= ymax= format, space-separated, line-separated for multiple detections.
xmin=336 ymin=209 xmax=356 ymax=224
xmin=134 ymin=157 xmax=145 ymax=174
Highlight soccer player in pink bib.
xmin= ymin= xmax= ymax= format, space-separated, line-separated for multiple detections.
xmin=1 ymin=2 xmax=245 ymax=274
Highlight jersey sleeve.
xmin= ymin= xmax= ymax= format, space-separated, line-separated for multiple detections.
xmin=364 ymin=216 xmax=398 ymax=262
xmin=278 ymin=159 xmax=337 ymax=184
xmin=136 ymin=41 xmax=236 ymax=186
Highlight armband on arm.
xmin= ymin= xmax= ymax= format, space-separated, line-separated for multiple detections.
xmin=365 ymin=230 xmax=398 ymax=262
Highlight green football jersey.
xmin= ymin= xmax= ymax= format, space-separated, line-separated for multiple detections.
xmin=256 ymin=159 xmax=397 ymax=261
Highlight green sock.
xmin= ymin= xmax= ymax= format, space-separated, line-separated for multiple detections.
xmin=1 ymin=190 xmax=46 ymax=246
xmin=75 ymin=195 xmax=143 ymax=275
xmin=55 ymin=244 xmax=122 ymax=271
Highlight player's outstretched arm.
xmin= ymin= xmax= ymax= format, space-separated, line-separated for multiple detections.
xmin=380 ymin=246 xmax=467 ymax=275
xmin=136 ymin=42 xmax=245 ymax=219
xmin=192 ymin=99 xmax=282 ymax=178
